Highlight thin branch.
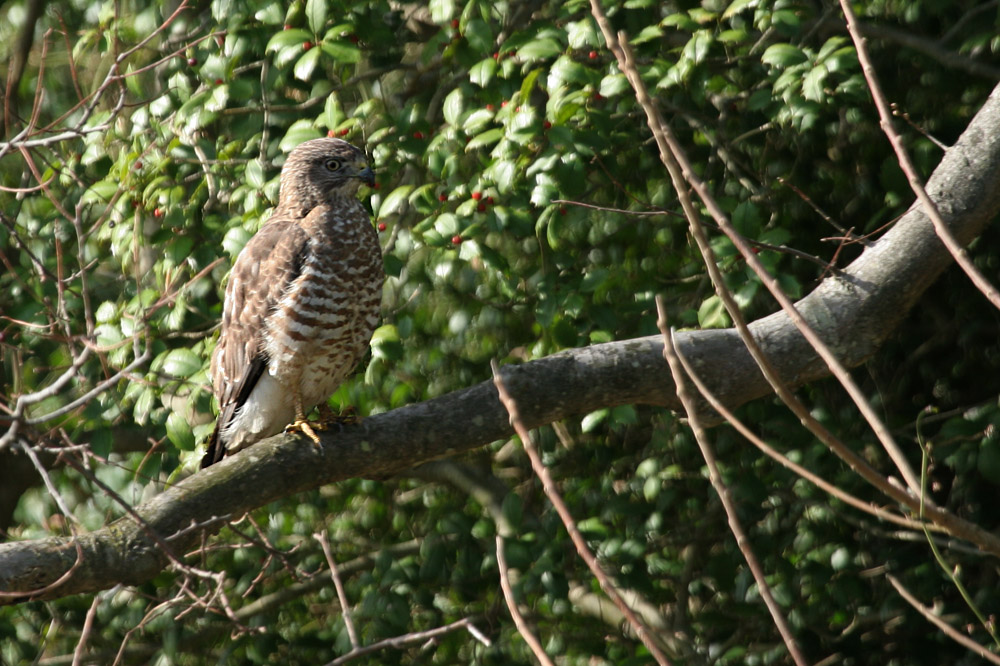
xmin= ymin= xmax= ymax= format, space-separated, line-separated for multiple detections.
xmin=325 ymin=617 xmax=491 ymax=666
xmin=491 ymin=360 xmax=673 ymax=666
xmin=590 ymin=3 xmax=924 ymax=497
xmin=656 ymin=297 xmax=808 ymax=666
xmin=886 ymin=574 xmax=1000 ymax=665
xmin=840 ymin=0 xmax=1000 ymax=312
xmin=71 ymin=592 xmax=102 ymax=666
xmin=496 ymin=535 xmax=555 ymax=666
xmin=314 ymin=531 xmax=360 ymax=650
xmin=666 ymin=332 xmax=928 ymax=532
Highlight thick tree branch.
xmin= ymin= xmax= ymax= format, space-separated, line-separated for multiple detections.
xmin=2 ymin=84 xmax=1000 ymax=606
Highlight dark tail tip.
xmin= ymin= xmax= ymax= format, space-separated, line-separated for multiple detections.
xmin=201 ymin=423 xmax=226 ymax=469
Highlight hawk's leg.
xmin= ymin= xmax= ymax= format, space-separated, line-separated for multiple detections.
xmin=285 ymin=391 xmax=323 ymax=448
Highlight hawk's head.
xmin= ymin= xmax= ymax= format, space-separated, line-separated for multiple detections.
xmin=278 ymin=138 xmax=375 ymax=209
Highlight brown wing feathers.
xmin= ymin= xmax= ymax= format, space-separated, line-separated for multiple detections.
xmin=200 ymin=220 xmax=309 ymax=468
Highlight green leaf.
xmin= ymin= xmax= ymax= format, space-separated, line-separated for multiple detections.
xmin=443 ymin=88 xmax=464 ymax=126
xmin=96 ymin=301 xmax=117 ymax=324
xmin=246 ymin=159 xmax=265 ymax=189
xmin=518 ymin=38 xmax=562 ymax=61
xmin=294 ymin=46 xmax=321 ymax=81
xmin=599 ymin=73 xmax=630 ymax=97
xmin=698 ymin=295 xmax=731 ymax=328
xmin=469 ymin=58 xmax=496 ymax=87
xmin=491 ymin=160 xmax=516 ymax=193
xmin=162 ymin=348 xmax=203 ymax=378
xmin=761 ymin=43 xmax=807 ymax=67
xmin=222 ymin=225 xmax=251 ymax=258
xmin=684 ymin=30 xmax=713 ymax=64
xmin=576 ymin=516 xmax=609 ymax=538
xmin=379 ymin=185 xmax=414 ymax=216
xmin=632 ymin=25 xmax=663 ymax=44
xmin=255 ymin=2 xmax=284 ymax=25
xmin=802 ymin=65 xmax=827 ymax=101
xmin=581 ymin=408 xmax=608 ymax=433
xmin=462 ymin=108 xmax=494 ymax=132
xmin=305 ymin=0 xmax=327 ymax=34
xmin=320 ymin=39 xmax=361 ymax=63
xmin=466 ymin=128 xmax=502 ymax=150
xmin=279 ymin=120 xmax=322 ymax=151
xmin=722 ymin=0 xmax=757 ymax=19
xmin=266 ymin=29 xmax=311 ymax=53
xmin=566 ymin=20 xmax=597 ymax=49
xmin=166 ymin=411 xmax=196 ymax=451
xmin=428 ymin=0 xmax=455 ymax=23
xmin=464 ymin=18 xmax=493 ymax=54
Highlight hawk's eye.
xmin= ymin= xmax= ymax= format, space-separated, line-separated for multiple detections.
xmin=324 ymin=158 xmax=342 ymax=171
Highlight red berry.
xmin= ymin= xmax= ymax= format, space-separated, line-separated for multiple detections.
xmin=377 ymin=222 xmax=387 ymax=231
xmin=303 ymin=41 xmax=313 ymax=50
xmin=543 ymin=121 xmax=552 ymax=130
xmin=284 ymin=24 xmax=293 ymax=30
xmin=451 ymin=19 xmax=459 ymax=28
xmin=339 ymin=128 xmax=349 ymax=136
xmin=349 ymin=34 xmax=359 ymax=43
xmin=477 ymin=203 xmax=486 ymax=212
xmin=515 ymin=106 xmax=521 ymax=112
xmin=486 ymin=196 xmax=495 ymax=205
xmin=187 ymin=57 xmax=197 ymax=66
xmin=492 ymin=51 xmax=500 ymax=60
xmin=439 ymin=194 xmax=448 ymax=202
xmin=412 ymin=131 xmax=424 ymax=139
xmin=559 ymin=207 xmax=567 ymax=216
xmin=588 ymin=50 xmax=598 ymax=59
xmin=485 ymin=104 xmax=494 ymax=111
xmin=327 ymin=129 xmax=336 ymax=137
xmin=593 ymin=92 xmax=603 ymax=101
xmin=373 ymin=183 xmax=380 ymax=189
xmin=501 ymin=100 xmax=508 ymax=108
xmin=134 ymin=161 xmax=143 ymax=170
xmin=214 ymin=78 xmax=224 ymax=85
xmin=451 ymin=235 xmax=463 ymax=245
xmin=471 ymin=191 xmax=482 ymax=201
xmin=153 ymin=208 xmax=163 ymax=218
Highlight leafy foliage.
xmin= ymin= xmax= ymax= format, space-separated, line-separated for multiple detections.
xmin=2 ymin=0 xmax=1000 ymax=664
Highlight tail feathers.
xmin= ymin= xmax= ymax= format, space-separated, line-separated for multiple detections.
xmin=201 ymin=421 xmax=227 ymax=469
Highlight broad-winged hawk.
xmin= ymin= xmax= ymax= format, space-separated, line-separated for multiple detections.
xmin=201 ymin=138 xmax=383 ymax=468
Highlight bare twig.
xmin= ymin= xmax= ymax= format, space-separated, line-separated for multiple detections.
xmin=496 ymin=535 xmax=555 ymax=666
xmin=656 ymin=297 xmax=808 ymax=666
xmin=325 ymin=617 xmax=491 ymax=666
xmin=665 ymin=331 xmax=927 ymax=531
xmin=589 ymin=1 xmax=925 ymax=496
xmin=314 ymin=530 xmax=360 ymax=649
xmin=491 ymin=360 xmax=673 ymax=666
xmin=839 ymin=0 xmax=1000 ymax=312
xmin=887 ymin=574 xmax=1000 ymax=665
xmin=71 ymin=592 xmax=103 ymax=666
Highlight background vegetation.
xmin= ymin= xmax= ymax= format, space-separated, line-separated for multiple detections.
xmin=2 ymin=0 xmax=1000 ymax=663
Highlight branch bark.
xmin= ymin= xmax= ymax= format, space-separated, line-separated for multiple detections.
xmin=2 ymin=85 xmax=1000 ymax=606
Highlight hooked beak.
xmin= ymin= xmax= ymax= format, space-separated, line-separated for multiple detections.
xmin=357 ymin=166 xmax=375 ymax=187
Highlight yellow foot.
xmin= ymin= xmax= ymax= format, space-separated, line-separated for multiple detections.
xmin=285 ymin=418 xmax=323 ymax=447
